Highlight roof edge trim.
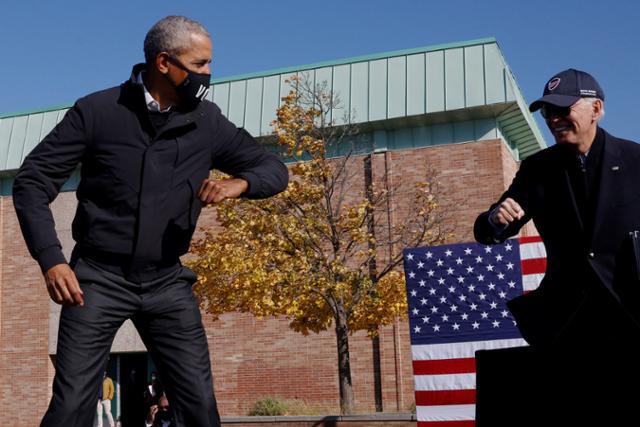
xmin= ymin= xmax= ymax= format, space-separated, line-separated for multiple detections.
xmin=0 ymin=37 xmax=497 ymax=119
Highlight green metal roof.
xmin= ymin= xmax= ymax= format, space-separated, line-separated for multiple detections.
xmin=0 ymin=37 xmax=546 ymax=175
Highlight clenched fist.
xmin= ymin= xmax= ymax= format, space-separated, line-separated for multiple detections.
xmin=198 ymin=178 xmax=248 ymax=204
xmin=490 ymin=197 xmax=525 ymax=226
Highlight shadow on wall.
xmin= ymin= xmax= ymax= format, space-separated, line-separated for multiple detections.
xmin=311 ymin=417 xmax=339 ymax=427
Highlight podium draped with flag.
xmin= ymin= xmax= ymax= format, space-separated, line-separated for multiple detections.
xmin=402 ymin=237 xmax=546 ymax=426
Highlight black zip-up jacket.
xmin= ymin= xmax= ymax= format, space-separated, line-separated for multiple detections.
xmin=13 ymin=64 xmax=288 ymax=280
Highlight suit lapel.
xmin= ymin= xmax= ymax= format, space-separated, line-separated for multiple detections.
xmin=591 ymin=131 xmax=622 ymax=246
xmin=562 ymin=168 xmax=584 ymax=233
xmin=552 ymin=147 xmax=584 ymax=234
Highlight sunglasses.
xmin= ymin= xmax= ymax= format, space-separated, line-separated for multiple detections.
xmin=540 ymin=104 xmax=572 ymax=119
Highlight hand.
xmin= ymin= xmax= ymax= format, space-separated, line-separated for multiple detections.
xmin=147 ymin=404 xmax=158 ymax=423
xmin=490 ymin=197 xmax=525 ymax=226
xmin=44 ymin=263 xmax=84 ymax=306
xmin=198 ymin=178 xmax=248 ymax=205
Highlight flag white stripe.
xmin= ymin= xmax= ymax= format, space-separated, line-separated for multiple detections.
xmin=522 ymin=273 xmax=545 ymax=291
xmin=412 ymin=338 xmax=528 ymax=360
xmin=416 ymin=404 xmax=475 ymax=421
xmin=519 ymin=241 xmax=546 ymax=260
xmin=414 ymin=373 xmax=475 ymax=390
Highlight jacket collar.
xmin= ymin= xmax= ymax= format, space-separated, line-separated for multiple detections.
xmin=129 ymin=63 xmax=147 ymax=85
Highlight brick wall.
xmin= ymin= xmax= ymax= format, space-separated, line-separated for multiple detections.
xmin=0 ymin=138 xmax=523 ymax=425
xmin=0 ymin=194 xmax=56 ymax=426
xmin=221 ymin=416 xmax=417 ymax=427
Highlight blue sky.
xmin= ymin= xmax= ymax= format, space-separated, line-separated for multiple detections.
xmin=1 ymin=0 xmax=639 ymax=144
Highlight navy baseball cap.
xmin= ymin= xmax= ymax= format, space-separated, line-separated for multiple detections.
xmin=529 ymin=68 xmax=605 ymax=112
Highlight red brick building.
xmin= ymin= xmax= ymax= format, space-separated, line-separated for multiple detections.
xmin=0 ymin=38 xmax=545 ymax=426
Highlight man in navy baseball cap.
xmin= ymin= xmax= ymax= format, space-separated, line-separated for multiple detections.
xmin=526 ymin=68 xmax=606 ymax=153
xmin=475 ymin=66 xmax=640 ymax=422
xmin=529 ymin=68 xmax=605 ymax=112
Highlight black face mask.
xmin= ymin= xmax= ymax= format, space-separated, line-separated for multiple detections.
xmin=158 ymin=409 xmax=171 ymax=421
xmin=166 ymin=56 xmax=211 ymax=110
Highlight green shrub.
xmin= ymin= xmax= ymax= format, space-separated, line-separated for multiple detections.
xmin=249 ymin=396 xmax=338 ymax=416
xmin=249 ymin=397 xmax=289 ymax=416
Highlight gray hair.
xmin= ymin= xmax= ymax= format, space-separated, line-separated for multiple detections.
xmin=144 ymin=16 xmax=210 ymax=64
xmin=581 ymin=97 xmax=605 ymax=120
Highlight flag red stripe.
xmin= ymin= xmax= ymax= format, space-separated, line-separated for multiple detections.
xmin=520 ymin=258 xmax=547 ymax=274
xmin=416 ymin=389 xmax=476 ymax=405
xmin=518 ymin=235 xmax=542 ymax=244
xmin=413 ymin=358 xmax=476 ymax=375
xmin=417 ymin=421 xmax=475 ymax=427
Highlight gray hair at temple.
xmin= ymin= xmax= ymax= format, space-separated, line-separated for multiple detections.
xmin=581 ymin=97 xmax=606 ymax=120
xmin=144 ymin=16 xmax=210 ymax=65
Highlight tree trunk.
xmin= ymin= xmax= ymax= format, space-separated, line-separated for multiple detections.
xmin=335 ymin=306 xmax=355 ymax=414
xmin=371 ymin=333 xmax=383 ymax=411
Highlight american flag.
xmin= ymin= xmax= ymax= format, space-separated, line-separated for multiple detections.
xmin=403 ymin=236 xmax=546 ymax=426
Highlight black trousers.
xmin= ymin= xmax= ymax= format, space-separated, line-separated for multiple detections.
xmin=476 ymin=345 xmax=640 ymax=426
xmin=476 ymin=294 xmax=640 ymax=427
xmin=41 ymin=258 xmax=221 ymax=427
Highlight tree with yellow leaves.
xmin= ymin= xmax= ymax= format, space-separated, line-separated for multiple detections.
xmin=189 ymin=75 xmax=451 ymax=414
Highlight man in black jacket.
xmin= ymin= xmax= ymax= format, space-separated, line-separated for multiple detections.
xmin=13 ymin=16 xmax=288 ymax=427
xmin=475 ymin=68 xmax=640 ymax=347
xmin=474 ymin=69 xmax=640 ymax=421
xmin=146 ymin=395 xmax=175 ymax=427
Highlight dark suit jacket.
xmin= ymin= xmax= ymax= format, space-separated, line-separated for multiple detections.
xmin=474 ymin=128 xmax=640 ymax=346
